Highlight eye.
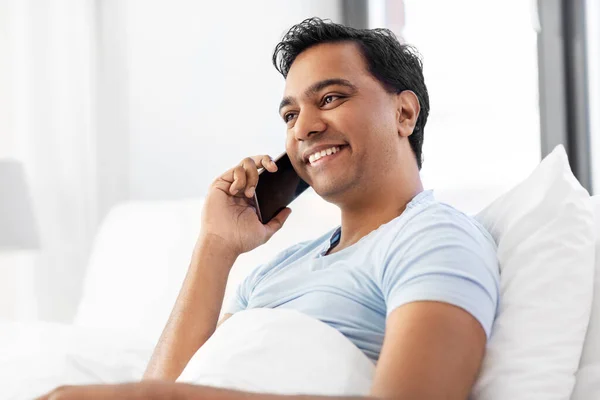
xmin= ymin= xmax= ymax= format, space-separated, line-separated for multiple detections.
xmin=283 ymin=112 xmax=297 ymax=123
xmin=322 ymin=94 xmax=346 ymax=107
xmin=323 ymin=95 xmax=339 ymax=105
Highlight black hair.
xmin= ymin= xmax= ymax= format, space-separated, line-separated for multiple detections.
xmin=272 ymin=17 xmax=429 ymax=170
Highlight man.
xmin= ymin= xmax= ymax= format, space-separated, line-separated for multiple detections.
xmin=39 ymin=17 xmax=499 ymax=400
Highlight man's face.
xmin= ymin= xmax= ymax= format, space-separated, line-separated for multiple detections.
xmin=280 ymin=42 xmax=402 ymax=203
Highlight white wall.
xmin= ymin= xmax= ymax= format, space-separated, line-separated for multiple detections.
xmin=107 ymin=0 xmax=342 ymax=201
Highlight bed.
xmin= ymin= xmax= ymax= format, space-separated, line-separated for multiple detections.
xmin=1 ymin=147 xmax=599 ymax=400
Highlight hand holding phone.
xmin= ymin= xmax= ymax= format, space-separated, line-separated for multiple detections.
xmin=200 ymin=154 xmax=295 ymax=256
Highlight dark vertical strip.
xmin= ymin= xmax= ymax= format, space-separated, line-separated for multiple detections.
xmin=537 ymin=0 xmax=592 ymax=191
xmin=341 ymin=0 xmax=369 ymax=29
xmin=562 ymin=0 xmax=592 ymax=191
xmin=537 ymin=0 xmax=568 ymax=163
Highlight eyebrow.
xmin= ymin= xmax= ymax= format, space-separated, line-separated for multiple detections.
xmin=278 ymin=78 xmax=358 ymax=113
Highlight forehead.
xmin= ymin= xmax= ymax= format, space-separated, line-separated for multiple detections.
xmin=283 ymin=42 xmax=371 ymax=96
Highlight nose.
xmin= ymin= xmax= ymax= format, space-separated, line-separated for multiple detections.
xmin=293 ymin=108 xmax=326 ymax=141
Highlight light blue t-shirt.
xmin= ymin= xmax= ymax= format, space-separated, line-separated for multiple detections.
xmin=226 ymin=190 xmax=500 ymax=363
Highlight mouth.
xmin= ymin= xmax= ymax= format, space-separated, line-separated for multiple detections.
xmin=305 ymin=145 xmax=348 ymax=167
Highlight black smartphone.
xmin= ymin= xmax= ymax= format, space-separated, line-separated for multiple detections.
xmin=253 ymin=152 xmax=310 ymax=224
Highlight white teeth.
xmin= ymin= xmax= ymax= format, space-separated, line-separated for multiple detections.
xmin=308 ymin=146 xmax=342 ymax=165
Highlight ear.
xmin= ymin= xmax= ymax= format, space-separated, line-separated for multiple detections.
xmin=395 ymin=90 xmax=420 ymax=138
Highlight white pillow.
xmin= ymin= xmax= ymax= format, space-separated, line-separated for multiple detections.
xmin=178 ymin=308 xmax=375 ymax=396
xmin=471 ymin=145 xmax=596 ymax=400
xmin=75 ymin=191 xmax=340 ymax=344
xmin=75 ymin=199 xmax=204 ymax=341
xmin=571 ymin=195 xmax=600 ymax=400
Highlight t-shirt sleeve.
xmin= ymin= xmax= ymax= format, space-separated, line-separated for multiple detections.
xmin=380 ymin=209 xmax=500 ymax=339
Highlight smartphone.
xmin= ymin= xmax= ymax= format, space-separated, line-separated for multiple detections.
xmin=253 ymin=152 xmax=310 ymax=224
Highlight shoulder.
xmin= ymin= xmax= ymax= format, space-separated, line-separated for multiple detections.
xmin=386 ymin=193 xmax=497 ymax=261
xmin=377 ymin=192 xmax=500 ymax=338
xmin=376 ymin=192 xmax=499 ymax=286
xmin=426 ymin=202 xmax=497 ymax=251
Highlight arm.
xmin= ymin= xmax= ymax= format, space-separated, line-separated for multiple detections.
xmin=143 ymin=155 xmax=290 ymax=381
xmin=39 ymin=301 xmax=486 ymax=400
xmin=142 ymin=234 xmax=236 ymax=381
xmin=370 ymin=301 xmax=486 ymax=399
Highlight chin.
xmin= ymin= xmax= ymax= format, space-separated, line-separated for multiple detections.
xmin=311 ymin=178 xmax=356 ymax=204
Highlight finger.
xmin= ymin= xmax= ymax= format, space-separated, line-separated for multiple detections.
xmin=230 ymin=165 xmax=246 ymax=195
xmin=219 ymin=155 xmax=276 ymax=195
xmin=242 ymin=158 xmax=259 ymax=198
xmin=260 ymin=155 xmax=278 ymax=172
xmin=264 ymin=207 xmax=292 ymax=239
xmin=247 ymin=155 xmax=277 ymax=173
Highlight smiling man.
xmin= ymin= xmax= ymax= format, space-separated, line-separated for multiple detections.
xmin=40 ymin=18 xmax=499 ymax=400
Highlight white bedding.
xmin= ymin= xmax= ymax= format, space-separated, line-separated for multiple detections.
xmin=178 ymin=308 xmax=375 ymax=396
xmin=0 ymin=321 xmax=154 ymax=400
xmin=3 ymin=313 xmax=600 ymax=400
xmin=572 ymin=365 xmax=600 ymax=399
xmin=1 ymin=309 xmax=375 ymax=399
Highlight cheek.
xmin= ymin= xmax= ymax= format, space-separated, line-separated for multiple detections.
xmin=345 ymin=107 xmax=399 ymax=171
xmin=285 ymin=133 xmax=296 ymax=156
xmin=285 ymin=135 xmax=305 ymax=173
xmin=337 ymin=99 xmax=392 ymax=135
xmin=362 ymin=105 xmax=398 ymax=143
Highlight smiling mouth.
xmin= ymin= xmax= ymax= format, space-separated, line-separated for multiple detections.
xmin=307 ymin=145 xmax=347 ymax=166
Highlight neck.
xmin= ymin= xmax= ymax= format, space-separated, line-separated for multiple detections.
xmin=329 ymin=165 xmax=423 ymax=255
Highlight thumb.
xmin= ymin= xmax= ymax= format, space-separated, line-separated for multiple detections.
xmin=264 ymin=207 xmax=292 ymax=239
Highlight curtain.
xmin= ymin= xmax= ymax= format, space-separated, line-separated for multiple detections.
xmin=4 ymin=0 xmax=99 ymax=322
